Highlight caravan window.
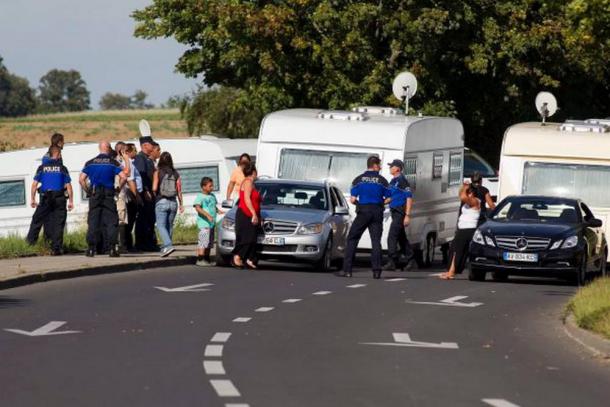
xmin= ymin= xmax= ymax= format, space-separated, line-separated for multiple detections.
xmin=403 ymin=157 xmax=417 ymax=191
xmin=523 ymin=161 xmax=610 ymax=208
xmin=0 ymin=179 xmax=26 ymax=207
xmin=432 ymin=153 xmax=443 ymax=179
xmin=448 ymin=152 xmax=463 ymax=186
xmin=179 ymin=166 xmax=220 ymax=193
xmin=279 ymin=149 xmax=370 ymax=191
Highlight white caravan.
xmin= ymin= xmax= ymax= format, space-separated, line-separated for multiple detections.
xmin=0 ymin=137 xmax=257 ymax=237
xmin=498 ymin=119 xmax=610 ymax=259
xmin=255 ymin=108 xmax=465 ymax=265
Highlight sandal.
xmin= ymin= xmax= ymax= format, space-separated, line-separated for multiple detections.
xmin=232 ymin=255 xmax=244 ymax=269
xmin=246 ymin=259 xmax=257 ymax=269
xmin=439 ymin=272 xmax=455 ymax=280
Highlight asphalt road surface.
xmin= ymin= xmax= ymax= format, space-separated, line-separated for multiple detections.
xmin=1 ymin=259 xmax=609 ymax=407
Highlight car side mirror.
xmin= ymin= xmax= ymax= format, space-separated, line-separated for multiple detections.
xmin=335 ymin=206 xmax=349 ymax=215
xmin=588 ymin=218 xmax=603 ymax=228
xmin=222 ymin=199 xmax=234 ymax=209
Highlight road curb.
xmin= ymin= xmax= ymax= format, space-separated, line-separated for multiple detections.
xmin=563 ymin=313 xmax=610 ymax=359
xmin=0 ymin=256 xmax=197 ymax=290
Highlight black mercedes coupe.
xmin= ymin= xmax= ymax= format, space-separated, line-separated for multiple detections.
xmin=469 ymin=196 xmax=607 ymax=285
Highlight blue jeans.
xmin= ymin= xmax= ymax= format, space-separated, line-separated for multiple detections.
xmin=155 ymin=198 xmax=178 ymax=249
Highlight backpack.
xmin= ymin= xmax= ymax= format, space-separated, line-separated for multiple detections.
xmin=159 ymin=170 xmax=177 ymax=198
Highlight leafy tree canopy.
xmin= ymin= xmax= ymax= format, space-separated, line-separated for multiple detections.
xmin=99 ymin=89 xmax=154 ymax=110
xmin=38 ymin=69 xmax=90 ymax=113
xmin=134 ymin=0 xmax=610 ymax=163
xmin=0 ymin=57 xmax=36 ymax=117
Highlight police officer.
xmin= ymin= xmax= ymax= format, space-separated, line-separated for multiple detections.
xmin=80 ymin=141 xmax=127 ymax=257
xmin=383 ymin=159 xmax=414 ymax=271
xmin=134 ymin=136 xmax=158 ymax=251
xmin=342 ymin=156 xmax=390 ymax=279
xmin=26 ymin=145 xmax=74 ymax=255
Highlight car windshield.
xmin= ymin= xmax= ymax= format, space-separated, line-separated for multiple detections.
xmin=492 ymin=199 xmax=579 ymax=224
xmin=464 ymin=150 xmax=496 ymax=178
xmin=256 ymin=183 xmax=328 ymax=210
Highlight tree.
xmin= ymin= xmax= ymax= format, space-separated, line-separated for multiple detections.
xmin=99 ymin=89 xmax=154 ymax=110
xmin=38 ymin=69 xmax=90 ymax=113
xmin=133 ymin=1 xmax=610 ymax=163
xmin=0 ymin=57 xmax=36 ymax=117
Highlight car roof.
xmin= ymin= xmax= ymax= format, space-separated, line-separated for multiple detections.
xmin=255 ymin=178 xmax=328 ymax=188
xmin=504 ymin=195 xmax=580 ymax=205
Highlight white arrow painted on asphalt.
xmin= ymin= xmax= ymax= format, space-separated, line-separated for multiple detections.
xmin=482 ymin=399 xmax=521 ymax=407
xmin=5 ymin=321 xmax=81 ymax=337
xmin=154 ymin=283 xmax=214 ymax=292
xmin=406 ymin=295 xmax=483 ymax=308
xmin=361 ymin=332 xmax=459 ymax=349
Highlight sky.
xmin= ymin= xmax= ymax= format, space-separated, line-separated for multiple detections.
xmin=0 ymin=0 xmax=199 ymax=109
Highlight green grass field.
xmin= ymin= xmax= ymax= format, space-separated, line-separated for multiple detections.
xmin=567 ymin=277 xmax=610 ymax=340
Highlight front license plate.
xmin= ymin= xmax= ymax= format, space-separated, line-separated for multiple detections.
xmin=257 ymin=236 xmax=285 ymax=246
xmin=503 ymin=252 xmax=538 ymax=262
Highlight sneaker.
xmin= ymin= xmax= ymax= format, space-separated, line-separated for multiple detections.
xmin=85 ymin=248 xmax=95 ymax=257
xmin=160 ymin=247 xmax=176 ymax=258
xmin=109 ymin=248 xmax=120 ymax=258
xmin=382 ymin=260 xmax=396 ymax=271
xmin=196 ymin=259 xmax=212 ymax=267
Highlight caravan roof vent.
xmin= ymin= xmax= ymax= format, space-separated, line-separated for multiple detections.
xmin=585 ymin=118 xmax=610 ymax=127
xmin=560 ymin=120 xmax=609 ymax=133
xmin=317 ymin=111 xmax=368 ymax=121
xmin=352 ymin=106 xmax=402 ymax=116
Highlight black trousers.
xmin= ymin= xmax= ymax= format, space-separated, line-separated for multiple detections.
xmin=87 ymin=187 xmax=118 ymax=250
xmin=449 ymin=228 xmax=476 ymax=274
xmin=135 ymin=193 xmax=157 ymax=250
xmin=232 ymin=208 xmax=259 ymax=262
xmin=387 ymin=209 xmax=413 ymax=262
xmin=343 ymin=205 xmax=384 ymax=273
xmin=125 ymin=199 xmax=138 ymax=251
xmin=26 ymin=191 xmax=67 ymax=252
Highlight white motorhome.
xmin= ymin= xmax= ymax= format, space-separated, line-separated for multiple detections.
xmin=255 ymin=108 xmax=465 ymax=265
xmin=498 ymin=119 xmax=610 ymax=258
xmin=0 ymin=137 xmax=257 ymax=237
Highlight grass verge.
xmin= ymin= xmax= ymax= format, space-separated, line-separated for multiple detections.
xmin=567 ymin=277 xmax=610 ymax=340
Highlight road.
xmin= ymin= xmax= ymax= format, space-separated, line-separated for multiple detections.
xmin=1 ymin=260 xmax=609 ymax=407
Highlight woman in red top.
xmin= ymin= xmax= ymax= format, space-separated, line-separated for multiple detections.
xmin=232 ymin=163 xmax=261 ymax=269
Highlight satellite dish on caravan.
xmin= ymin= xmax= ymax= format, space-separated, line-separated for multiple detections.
xmin=535 ymin=92 xmax=558 ymax=126
xmin=392 ymin=71 xmax=418 ymax=115
xmin=139 ymin=119 xmax=152 ymax=138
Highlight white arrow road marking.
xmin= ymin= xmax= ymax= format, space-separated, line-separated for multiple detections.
xmin=210 ymin=380 xmax=241 ymax=397
xmin=406 ymin=295 xmax=483 ymax=308
xmin=313 ymin=291 xmax=332 ymax=295
xmin=204 ymin=344 xmax=224 ymax=357
xmin=211 ymin=332 xmax=232 ymax=343
xmin=154 ymin=283 xmax=213 ymax=292
xmin=5 ymin=321 xmax=81 ymax=337
xmin=255 ymin=307 xmax=274 ymax=312
xmin=385 ymin=278 xmax=406 ymax=282
xmin=226 ymin=404 xmax=250 ymax=407
xmin=361 ymin=332 xmax=459 ymax=349
xmin=203 ymin=360 xmax=226 ymax=375
xmin=482 ymin=399 xmax=521 ymax=407
xmin=282 ymin=298 xmax=302 ymax=303
xmin=232 ymin=317 xmax=251 ymax=323
xmin=347 ymin=284 xmax=367 ymax=288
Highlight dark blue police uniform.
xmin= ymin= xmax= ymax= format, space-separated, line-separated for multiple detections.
xmin=133 ymin=151 xmax=157 ymax=251
xmin=343 ymin=170 xmax=389 ymax=278
xmin=82 ymin=153 xmax=122 ymax=254
xmin=386 ymin=174 xmax=414 ymax=268
xmin=26 ymin=159 xmax=71 ymax=253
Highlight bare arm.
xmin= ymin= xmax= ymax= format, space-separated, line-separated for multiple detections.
xmin=66 ymin=183 xmax=74 ymax=210
xmin=79 ymin=173 xmax=89 ymax=195
xmin=485 ymin=193 xmax=496 ymax=210
xmin=243 ymin=180 xmax=258 ymax=222
xmin=226 ymin=180 xmax=236 ymax=200
xmin=404 ymin=197 xmax=413 ymax=226
xmin=30 ymin=181 xmax=39 ymax=208
xmin=194 ymin=205 xmax=213 ymax=222
xmin=177 ymin=177 xmax=184 ymax=208
xmin=152 ymin=170 xmax=159 ymax=195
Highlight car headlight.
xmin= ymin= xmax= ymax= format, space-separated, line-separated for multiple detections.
xmin=484 ymin=236 xmax=495 ymax=247
xmin=297 ymin=223 xmax=324 ymax=235
xmin=561 ymin=235 xmax=578 ymax=249
xmin=549 ymin=240 xmax=563 ymax=250
xmin=473 ymin=230 xmax=485 ymax=245
xmin=221 ymin=217 xmax=235 ymax=231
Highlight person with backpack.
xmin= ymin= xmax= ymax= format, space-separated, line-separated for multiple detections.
xmin=152 ymin=152 xmax=184 ymax=257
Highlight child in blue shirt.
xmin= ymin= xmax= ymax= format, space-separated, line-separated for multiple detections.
xmin=193 ymin=177 xmax=224 ymax=266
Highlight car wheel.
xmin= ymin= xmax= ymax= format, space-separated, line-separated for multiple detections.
xmin=491 ymin=271 xmax=509 ymax=282
xmin=599 ymin=249 xmax=607 ymax=278
xmin=468 ymin=265 xmax=486 ymax=281
xmin=574 ymin=254 xmax=587 ymax=286
xmin=214 ymin=243 xmax=230 ymax=267
xmin=314 ymin=237 xmax=333 ymax=272
xmin=424 ymin=234 xmax=436 ymax=268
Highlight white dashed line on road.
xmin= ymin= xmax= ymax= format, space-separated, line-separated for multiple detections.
xmin=282 ymin=298 xmax=302 ymax=303
xmin=385 ymin=278 xmax=406 ymax=282
xmin=255 ymin=307 xmax=274 ymax=312
xmin=211 ymin=332 xmax=232 ymax=343
xmin=210 ymin=379 xmax=241 ymax=397
xmin=226 ymin=404 xmax=250 ymax=407
xmin=203 ymin=360 xmax=226 ymax=375
xmin=347 ymin=284 xmax=367 ymax=288
xmin=204 ymin=344 xmax=224 ymax=357
xmin=313 ymin=291 xmax=332 ymax=295
xmin=232 ymin=317 xmax=252 ymax=323
xmin=482 ymin=399 xmax=521 ymax=407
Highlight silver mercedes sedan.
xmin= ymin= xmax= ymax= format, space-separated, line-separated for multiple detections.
xmin=216 ymin=179 xmax=351 ymax=271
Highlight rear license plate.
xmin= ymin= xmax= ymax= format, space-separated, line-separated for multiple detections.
xmin=257 ymin=236 xmax=285 ymax=246
xmin=503 ymin=252 xmax=538 ymax=262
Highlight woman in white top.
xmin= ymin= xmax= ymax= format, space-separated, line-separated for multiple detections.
xmin=440 ymin=183 xmax=481 ymax=280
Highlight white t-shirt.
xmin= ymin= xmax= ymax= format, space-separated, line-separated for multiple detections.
xmin=457 ymin=201 xmax=481 ymax=229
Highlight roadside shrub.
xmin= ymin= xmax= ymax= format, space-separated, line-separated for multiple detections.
xmin=567 ymin=277 xmax=610 ymax=340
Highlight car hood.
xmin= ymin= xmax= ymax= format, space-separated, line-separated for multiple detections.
xmin=226 ymin=207 xmax=327 ymax=224
xmin=480 ymin=221 xmax=580 ymax=238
